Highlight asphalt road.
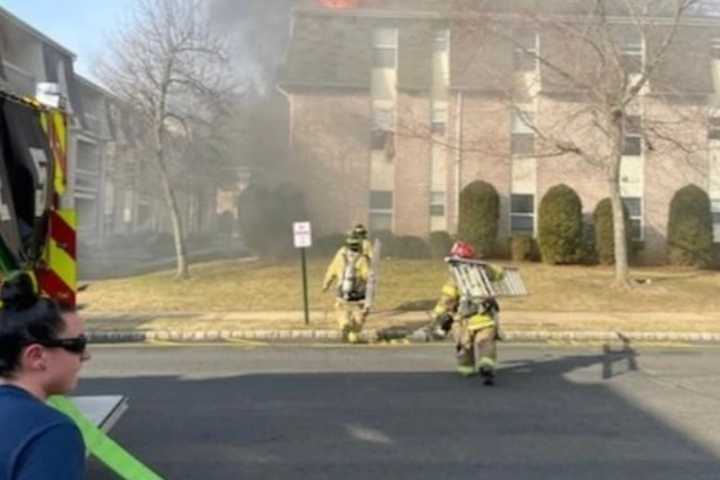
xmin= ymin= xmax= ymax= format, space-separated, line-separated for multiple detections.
xmin=77 ymin=342 xmax=720 ymax=479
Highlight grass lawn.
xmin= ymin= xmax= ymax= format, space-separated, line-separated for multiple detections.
xmin=80 ymin=257 xmax=720 ymax=314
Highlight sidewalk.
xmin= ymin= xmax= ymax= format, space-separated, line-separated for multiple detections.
xmin=83 ymin=309 xmax=720 ymax=345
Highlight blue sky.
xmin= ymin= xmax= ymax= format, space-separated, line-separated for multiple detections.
xmin=0 ymin=0 xmax=134 ymax=79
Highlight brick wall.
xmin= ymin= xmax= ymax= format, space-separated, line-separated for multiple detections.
xmin=291 ymin=91 xmax=372 ymax=236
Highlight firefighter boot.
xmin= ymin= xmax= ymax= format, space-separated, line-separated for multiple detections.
xmin=478 ymin=358 xmax=496 ymax=386
xmin=456 ymin=345 xmax=476 ymax=377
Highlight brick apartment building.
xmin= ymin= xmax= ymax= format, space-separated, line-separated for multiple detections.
xmin=279 ymin=0 xmax=720 ymax=264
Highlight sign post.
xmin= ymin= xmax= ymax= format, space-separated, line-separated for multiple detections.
xmin=293 ymin=222 xmax=312 ymax=325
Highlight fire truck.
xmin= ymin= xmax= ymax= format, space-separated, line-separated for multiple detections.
xmin=0 ymin=84 xmax=161 ymax=478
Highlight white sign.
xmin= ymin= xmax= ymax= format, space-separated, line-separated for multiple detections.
xmin=293 ymin=221 xmax=312 ymax=248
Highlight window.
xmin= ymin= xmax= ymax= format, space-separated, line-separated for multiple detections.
xmin=373 ymin=28 xmax=398 ymax=69
xmin=369 ymin=190 xmax=393 ymax=231
xmin=622 ymin=196 xmax=643 ymax=240
xmin=433 ymin=29 xmax=449 ymax=53
xmin=512 ymin=111 xmax=535 ymax=156
xmin=709 ymin=117 xmax=720 ymax=141
xmin=513 ymin=31 xmax=538 ymax=72
xmin=623 ymin=115 xmax=642 ymax=156
xmin=431 ymin=102 xmax=448 ymax=135
xmin=373 ymin=49 xmax=396 ymax=69
xmin=712 ymin=199 xmax=720 ymax=241
xmin=430 ymin=191 xmax=445 ymax=217
xmin=712 ymin=38 xmax=720 ymax=60
xmin=621 ymin=32 xmax=643 ymax=75
xmin=511 ymin=194 xmax=535 ymax=235
xmin=371 ymin=107 xmax=395 ymax=151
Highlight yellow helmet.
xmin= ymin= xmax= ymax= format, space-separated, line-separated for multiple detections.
xmin=442 ymin=283 xmax=459 ymax=297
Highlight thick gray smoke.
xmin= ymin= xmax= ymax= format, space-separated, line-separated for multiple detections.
xmin=208 ymin=0 xmax=293 ymax=97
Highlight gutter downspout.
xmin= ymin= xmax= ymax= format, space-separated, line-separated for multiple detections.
xmin=454 ymin=90 xmax=463 ymax=233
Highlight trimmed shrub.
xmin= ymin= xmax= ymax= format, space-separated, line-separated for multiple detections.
xmin=510 ymin=234 xmax=538 ymax=262
xmin=538 ymin=184 xmax=583 ymax=264
xmin=217 ymin=211 xmax=235 ymax=236
xmin=310 ymin=233 xmax=347 ymax=258
xmin=667 ymin=184 xmax=713 ymax=267
xmin=146 ymin=232 xmax=175 ymax=256
xmin=237 ymin=182 xmax=308 ymax=258
xmin=593 ymin=198 xmax=632 ymax=265
xmin=393 ymin=235 xmax=431 ymax=259
xmin=370 ymin=230 xmax=399 ymax=258
xmin=429 ymin=231 xmax=454 ymax=259
xmin=578 ymin=221 xmax=598 ymax=265
xmin=457 ymin=181 xmax=500 ymax=257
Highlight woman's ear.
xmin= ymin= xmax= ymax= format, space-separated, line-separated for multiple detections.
xmin=21 ymin=344 xmax=47 ymax=371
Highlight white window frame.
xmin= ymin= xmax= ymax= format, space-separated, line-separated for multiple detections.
xmin=369 ymin=190 xmax=393 ymax=232
xmin=373 ymin=28 xmax=398 ymax=70
xmin=712 ymin=199 xmax=720 ymax=242
xmin=713 ymin=38 xmax=720 ymax=60
xmin=430 ymin=191 xmax=446 ymax=218
xmin=623 ymin=115 xmax=642 ymax=157
xmin=513 ymin=31 xmax=539 ymax=73
xmin=622 ymin=196 xmax=644 ymax=241
xmin=510 ymin=193 xmax=535 ymax=236
xmin=621 ymin=31 xmax=645 ymax=76
xmin=511 ymin=110 xmax=535 ymax=157
xmin=431 ymin=101 xmax=448 ymax=135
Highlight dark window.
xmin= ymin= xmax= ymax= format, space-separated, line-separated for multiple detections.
xmin=511 ymin=194 xmax=534 ymax=214
xmin=709 ymin=117 xmax=720 ymax=140
xmin=513 ymin=32 xmax=537 ymax=72
xmin=371 ymin=130 xmax=393 ymax=150
xmin=622 ymin=197 xmax=641 ymax=217
xmin=623 ymin=136 xmax=642 ymax=156
xmin=511 ymin=215 xmax=534 ymax=234
xmin=621 ymin=53 xmax=642 ymax=74
xmin=512 ymin=133 xmax=535 ymax=155
xmin=370 ymin=191 xmax=393 ymax=210
xmin=713 ymin=212 xmax=720 ymax=224
xmin=430 ymin=204 xmax=445 ymax=217
xmin=628 ymin=218 xmax=642 ymax=240
xmin=373 ymin=48 xmax=396 ymax=68
xmin=626 ymin=115 xmax=641 ymax=135
xmin=369 ymin=212 xmax=392 ymax=231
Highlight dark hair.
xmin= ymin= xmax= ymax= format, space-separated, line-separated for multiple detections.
xmin=0 ymin=273 xmax=65 ymax=378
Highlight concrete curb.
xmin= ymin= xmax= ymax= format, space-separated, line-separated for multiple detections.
xmin=86 ymin=329 xmax=720 ymax=345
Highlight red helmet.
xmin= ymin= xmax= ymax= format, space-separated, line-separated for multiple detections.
xmin=449 ymin=241 xmax=475 ymax=259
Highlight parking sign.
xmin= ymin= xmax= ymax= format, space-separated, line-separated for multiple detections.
xmin=293 ymin=222 xmax=312 ymax=248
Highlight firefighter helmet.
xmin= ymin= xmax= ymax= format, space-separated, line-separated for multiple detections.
xmin=449 ymin=241 xmax=475 ymax=259
xmin=352 ymin=224 xmax=368 ymax=239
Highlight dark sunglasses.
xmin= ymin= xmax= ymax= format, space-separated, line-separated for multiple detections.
xmin=35 ymin=335 xmax=88 ymax=355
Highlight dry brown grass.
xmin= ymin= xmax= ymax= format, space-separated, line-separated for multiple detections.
xmin=80 ymin=258 xmax=720 ymax=314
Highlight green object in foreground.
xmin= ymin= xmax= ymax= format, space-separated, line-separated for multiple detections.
xmin=48 ymin=396 xmax=163 ymax=480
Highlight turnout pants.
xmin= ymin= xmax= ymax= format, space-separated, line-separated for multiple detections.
xmin=335 ymin=298 xmax=368 ymax=340
xmin=452 ymin=313 xmax=497 ymax=376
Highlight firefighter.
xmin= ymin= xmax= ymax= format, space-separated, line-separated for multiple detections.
xmin=351 ymin=223 xmax=373 ymax=259
xmin=431 ymin=241 xmax=502 ymax=384
xmin=322 ymin=235 xmax=371 ymax=343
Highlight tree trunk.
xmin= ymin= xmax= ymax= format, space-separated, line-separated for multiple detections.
xmin=154 ymin=123 xmax=190 ymax=279
xmin=608 ymin=155 xmax=630 ymax=288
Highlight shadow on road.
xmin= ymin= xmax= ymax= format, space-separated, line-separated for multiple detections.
xmin=80 ymin=345 xmax=717 ymax=480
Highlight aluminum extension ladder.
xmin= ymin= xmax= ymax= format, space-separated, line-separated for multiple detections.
xmin=446 ymin=257 xmax=528 ymax=299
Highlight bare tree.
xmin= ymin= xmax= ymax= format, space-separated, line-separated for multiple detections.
xmin=395 ymin=0 xmax=706 ymax=287
xmin=97 ymin=0 xmax=233 ymax=279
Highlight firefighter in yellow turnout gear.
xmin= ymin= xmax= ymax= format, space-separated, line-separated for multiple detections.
xmin=431 ymin=241 xmax=503 ymax=385
xmin=322 ymin=235 xmax=371 ymax=343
